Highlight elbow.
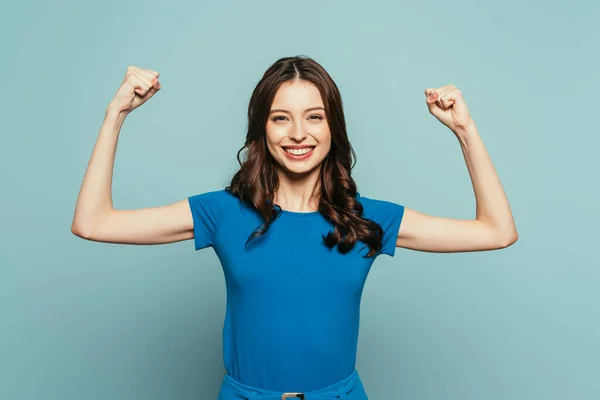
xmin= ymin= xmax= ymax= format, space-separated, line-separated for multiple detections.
xmin=71 ymin=209 xmax=114 ymax=241
xmin=497 ymin=229 xmax=518 ymax=249
xmin=71 ymin=220 xmax=94 ymax=240
xmin=71 ymin=209 xmax=111 ymax=240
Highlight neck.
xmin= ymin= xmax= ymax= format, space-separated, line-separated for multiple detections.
xmin=274 ymin=166 xmax=321 ymax=212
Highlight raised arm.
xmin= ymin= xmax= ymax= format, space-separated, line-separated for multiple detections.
xmin=395 ymin=85 xmax=518 ymax=253
xmin=71 ymin=66 xmax=194 ymax=245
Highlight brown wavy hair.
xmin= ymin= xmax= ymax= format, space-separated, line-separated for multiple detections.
xmin=226 ymin=55 xmax=384 ymax=257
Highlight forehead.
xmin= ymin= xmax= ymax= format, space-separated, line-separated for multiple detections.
xmin=271 ymin=80 xmax=324 ymax=110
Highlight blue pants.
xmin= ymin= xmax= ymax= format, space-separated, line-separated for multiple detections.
xmin=217 ymin=369 xmax=368 ymax=399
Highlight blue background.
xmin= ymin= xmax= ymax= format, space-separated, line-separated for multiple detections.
xmin=1 ymin=0 xmax=598 ymax=399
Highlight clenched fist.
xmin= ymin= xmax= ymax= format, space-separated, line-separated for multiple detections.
xmin=108 ymin=65 xmax=161 ymax=114
xmin=425 ymin=84 xmax=474 ymax=134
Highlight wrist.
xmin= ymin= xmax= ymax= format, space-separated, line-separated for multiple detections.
xmin=453 ymin=120 xmax=479 ymax=147
xmin=105 ymin=103 xmax=130 ymax=120
xmin=453 ymin=118 xmax=477 ymax=136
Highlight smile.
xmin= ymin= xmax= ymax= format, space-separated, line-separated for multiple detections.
xmin=282 ymin=146 xmax=316 ymax=160
xmin=283 ymin=146 xmax=314 ymax=155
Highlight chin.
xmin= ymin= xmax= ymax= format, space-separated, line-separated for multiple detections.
xmin=284 ymin=165 xmax=318 ymax=177
xmin=279 ymin=155 xmax=325 ymax=177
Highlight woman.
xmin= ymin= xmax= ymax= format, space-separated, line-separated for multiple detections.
xmin=72 ymin=56 xmax=517 ymax=399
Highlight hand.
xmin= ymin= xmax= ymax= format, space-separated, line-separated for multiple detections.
xmin=108 ymin=66 xmax=161 ymax=114
xmin=425 ymin=84 xmax=474 ymax=134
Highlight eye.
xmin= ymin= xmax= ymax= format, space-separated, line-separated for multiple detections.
xmin=272 ymin=116 xmax=287 ymax=122
xmin=308 ymin=115 xmax=323 ymax=120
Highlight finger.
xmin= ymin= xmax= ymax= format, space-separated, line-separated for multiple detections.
xmin=436 ymin=89 xmax=451 ymax=110
xmin=447 ymin=88 xmax=465 ymax=108
xmin=440 ymin=88 xmax=463 ymax=110
xmin=427 ymin=94 xmax=438 ymax=111
xmin=426 ymin=92 xmax=440 ymax=114
xmin=138 ymin=69 xmax=161 ymax=88
xmin=432 ymin=86 xmax=451 ymax=109
xmin=127 ymin=73 xmax=152 ymax=96
xmin=438 ymin=92 xmax=454 ymax=110
xmin=425 ymin=87 xmax=437 ymax=98
xmin=125 ymin=66 xmax=159 ymax=89
xmin=137 ymin=71 xmax=159 ymax=90
xmin=425 ymin=88 xmax=438 ymax=104
xmin=140 ymin=86 xmax=159 ymax=100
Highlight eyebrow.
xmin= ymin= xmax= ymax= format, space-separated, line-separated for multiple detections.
xmin=269 ymin=106 xmax=325 ymax=114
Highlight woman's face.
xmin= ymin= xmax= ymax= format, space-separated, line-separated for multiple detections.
xmin=265 ymin=79 xmax=331 ymax=177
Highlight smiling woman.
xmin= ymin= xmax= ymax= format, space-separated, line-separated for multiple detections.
xmin=71 ymin=55 xmax=517 ymax=399
xmin=227 ymin=57 xmax=388 ymax=257
xmin=266 ymin=84 xmax=330 ymax=170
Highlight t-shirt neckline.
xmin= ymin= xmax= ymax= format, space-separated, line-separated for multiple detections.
xmin=278 ymin=209 xmax=322 ymax=218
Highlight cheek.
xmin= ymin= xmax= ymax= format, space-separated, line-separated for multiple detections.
xmin=320 ymin=141 xmax=332 ymax=159
xmin=264 ymin=126 xmax=279 ymax=153
xmin=318 ymin=128 xmax=332 ymax=151
xmin=265 ymin=123 xmax=286 ymax=145
xmin=266 ymin=126 xmax=287 ymax=158
xmin=265 ymin=140 xmax=281 ymax=161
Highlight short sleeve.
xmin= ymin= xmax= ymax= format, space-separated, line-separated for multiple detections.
xmin=357 ymin=193 xmax=405 ymax=257
xmin=187 ymin=190 xmax=228 ymax=251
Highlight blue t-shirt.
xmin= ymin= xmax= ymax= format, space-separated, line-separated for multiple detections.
xmin=188 ymin=189 xmax=404 ymax=392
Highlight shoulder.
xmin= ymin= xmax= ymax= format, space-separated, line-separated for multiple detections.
xmin=187 ymin=189 xmax=245 ymax=250
xmin=356 ymin=192 xmax=405 ymax=257
xmin=188 ymin=189 xmax=245 ymax=222
xmin=189 ymin=188 xmax=238 ymax=203
xmin=188 ymin=188 xmax=242 ymax=209
xmin=356 ymin=192 xmax=404 ymax=218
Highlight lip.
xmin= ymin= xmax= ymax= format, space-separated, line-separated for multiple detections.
xmin=281 ymin=145 xmax=315 ymax=161
xmin=281 ymin=145 xmax=317 ymax=149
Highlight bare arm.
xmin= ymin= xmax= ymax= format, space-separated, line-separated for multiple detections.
xmin=71 ymin=66 xmax=194 ymax=245
xmin=397 ymin=125 xmax=517 ymax=252
xmin=395 ymin=85 xmax=518 ymax=253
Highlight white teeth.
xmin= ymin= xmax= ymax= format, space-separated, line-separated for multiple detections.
xmin=285 ymin=147 xmax=314 ymax=155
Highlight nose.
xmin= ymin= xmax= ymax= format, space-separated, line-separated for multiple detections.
xmin=289 ymin=122 xmax=307 ymax=141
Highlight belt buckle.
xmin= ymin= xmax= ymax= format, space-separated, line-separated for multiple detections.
xmin=282 ymin=393 xmax=304 ymax=399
